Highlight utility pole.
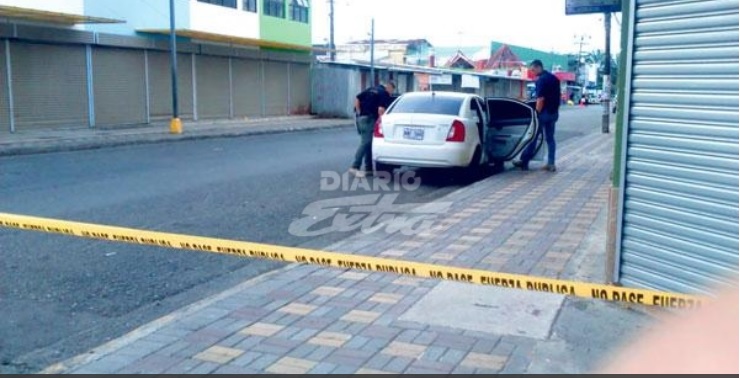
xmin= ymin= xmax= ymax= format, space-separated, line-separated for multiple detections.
xmin=601 ymin=13 xmax=612 ymax=134
xmin=574 ymin=34 xmax=590 ymax=88
xmin=370 ymin=18 xmax=375 ymax=86
xmin=169 ymin=0 xmax=182 ymax=134
xmin=329 ymin=0 xmax=335 ymax=61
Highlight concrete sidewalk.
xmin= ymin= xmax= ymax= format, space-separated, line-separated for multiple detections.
xmin=38 ymin=128 xmax=656 ymax=374
xmin=0 ymin=116 xmax=353 ymax=157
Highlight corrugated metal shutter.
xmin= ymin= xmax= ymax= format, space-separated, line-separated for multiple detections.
xmin=289 ymin=63 xmax=310 ymax=115
xmin=12 ymin=42 xmax=87 ymax=130
xmin=93 ymin=47 xmax=146 ymax=126
xmin=196 ymin=55 xmax=230 ymax=119
xmin=618 ymin=0 xmax=739 ymax=294
xmin=264 ymin=61 xmax=289 ymax=116
xmin=147 ymin=51 xmax=194 ymax=121
xmin=0 ymin=41 xmax=9 ymax=132
xmin=232 ymin=58 xmax=262 ymax=118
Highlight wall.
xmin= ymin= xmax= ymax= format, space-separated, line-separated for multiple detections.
xmin=260 ymin=16 xmax=311 ymax=46
xmin=605 ymin=0 xmax=631 ymax=284
xmin=311 ymin=65 xmax=355 ymax=118
xmin=84 ymin=0 xmax=190 ymax=36
xmin=190 ymin=0 xmax=259 ymax=39
xmin=0 ymin=22 xmax=312 ymax=132
xmin=0 ymin=0 xmax=84 ymax=14
xmin=259 ymin=1 xmax=311 ymax=47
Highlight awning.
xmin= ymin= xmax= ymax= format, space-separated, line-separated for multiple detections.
xmin=138 ymin=29 xmax=313 ymax=52
xmin=0 ymin=5 xmax=124 ymax=25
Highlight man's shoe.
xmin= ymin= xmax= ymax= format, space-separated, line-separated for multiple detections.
xmin=363 ymin=170 xmax=374 ymax=177
xmin=542 ymin=165 xmax=557 ymax=172
xmin=349 ymin=168 xmax=366 ymax=178
xmin=512 ymin=160 xmax=529 ymax=171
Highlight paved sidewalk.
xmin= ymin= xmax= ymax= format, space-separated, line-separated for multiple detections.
xmin=41 ymin=129 xmax=655 ymax=374
xmin=0 ymin=116 xmax=352 ymax=156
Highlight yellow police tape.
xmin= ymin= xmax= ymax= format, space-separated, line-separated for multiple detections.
xmin=0 ymin=212 xmax=703 ymax=309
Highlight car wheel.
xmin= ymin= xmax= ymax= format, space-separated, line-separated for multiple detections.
xmin=490 ymin=160 xmax=505 ymax=174
xmin=464 ymin=146 xmax=483 ymax=177
xmin=375 ymin=162 xmax=397 ymax=175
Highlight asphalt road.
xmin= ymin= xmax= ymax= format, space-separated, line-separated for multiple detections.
xmin=0 ymin=106 xmax=604 ymax=373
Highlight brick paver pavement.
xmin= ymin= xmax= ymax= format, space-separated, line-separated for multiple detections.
xmin=41 ymin=127 xmax=653 ymax=374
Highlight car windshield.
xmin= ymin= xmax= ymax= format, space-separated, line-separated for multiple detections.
xmin=390 ymin=95 xmax=463 ymax=116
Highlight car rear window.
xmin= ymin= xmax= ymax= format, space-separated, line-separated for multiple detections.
xmin=389 ymin=95 xmax=463 ymax=116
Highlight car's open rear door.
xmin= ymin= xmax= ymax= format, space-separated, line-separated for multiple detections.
xmin=484 ymin=97 xmax=539 ymax=162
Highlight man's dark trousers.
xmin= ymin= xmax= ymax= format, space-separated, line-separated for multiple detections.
xmin=352 ymin=115 xmax=375 ymax=170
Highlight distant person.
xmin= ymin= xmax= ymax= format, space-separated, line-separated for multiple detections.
xmin=350 ymin=81 xmax=395 ymax=178
xmin=514 ymin=60 xmax=561 ymax=172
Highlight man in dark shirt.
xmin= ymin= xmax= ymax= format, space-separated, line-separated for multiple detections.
xmin=515 ymin=59 xmax=561 ymax=172
xmin=350 ymin=81 xmax=395 ymax=178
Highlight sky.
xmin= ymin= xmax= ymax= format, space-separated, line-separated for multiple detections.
xmin=311 ymin=0 xmax=622 ymax=55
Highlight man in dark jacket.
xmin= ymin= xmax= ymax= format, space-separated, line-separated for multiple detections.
xmin=350 ymin=81 xmax=395 ymax=178
xmin=514 ymin=60 xmax=561 ymax=172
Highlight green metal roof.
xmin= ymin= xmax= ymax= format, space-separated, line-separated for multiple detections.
xmin=490 ymin=41 xmax=569 ymax=71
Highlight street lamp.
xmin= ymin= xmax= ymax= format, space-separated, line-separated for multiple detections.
xmin=370 ymin=18 xmax=375 ymax=86
xmin=169 ymin=0 xmax=182 ymax=134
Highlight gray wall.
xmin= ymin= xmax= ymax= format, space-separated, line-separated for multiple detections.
xmin=311 ymin=65 xmax=357 ymax=118
xmin=0 ymin=23 xmax=312 ymax=132
xmin=311 ymin=64 xmax=529 ymax=118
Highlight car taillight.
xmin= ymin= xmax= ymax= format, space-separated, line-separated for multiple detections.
xmin=446 ymin=120 xmax=466 ymax=142
xmin=373 ymin=118 xmax=384 ymax=138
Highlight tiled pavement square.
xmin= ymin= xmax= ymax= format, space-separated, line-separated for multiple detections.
xmin=265 ymin=357 xmax=316 ymax=374
xmin=308 ymin=331 xmax=353 ymax=347
xmin=460 ymin=352 xmax=509 ymax=370
xmin=341 ymin=310 xmax=381 ymax=323
xmin=278 ymin=303 xmax=317 ymax=316
xmin=357 ymin=368 xmax=393 ymax=374
xmin=312 ymin=286 xmax=345 ymax=297
xmin=193 ymin=346 xmax=244 ymax=364
xmin=369 ymin=292 xmax=403 ymax=304
xmin=381 ymin=341 xmax=427 ymax=359
xmin=239 ymin=323 xmax=284 ymax=337
xmin=340 ymin=271 xmax=370 ymax=281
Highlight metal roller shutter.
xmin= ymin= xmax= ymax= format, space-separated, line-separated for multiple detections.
xmin=93 ymin=47 xmax=146 ymax=126
xmin=232 ymin=58 xmax=261 ymax=118
xmin=289 ymin=63 xmax=310 ymax=114
xmin=196 ymin=55 xmax=230 ymax=119
xmin=147 ymin=51 xmax=194 ymax=121
xmin=12 ymin=42 xmax=87 ymax=130
xmin=0 ymin=41 xmax=9 ymax=132
xmin=618 ymin=0 xmax=739 ymax=294
xmin=264 ymin=61 xmax=289 ymax=116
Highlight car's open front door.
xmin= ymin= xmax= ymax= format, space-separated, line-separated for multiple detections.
xmin=484 ymin=97 xmax=539 ymax=162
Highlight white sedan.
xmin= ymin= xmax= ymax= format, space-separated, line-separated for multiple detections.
xmin=372 ymin=91 xmax=540 ymax=173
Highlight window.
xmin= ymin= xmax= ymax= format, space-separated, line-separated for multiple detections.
xmin=389 ymin=95 xmax=464 ymax=116
xmin=198 ymin=0 xmax=237 ymax=8
xmin=289 ymin=0 xmax=309 ymax=23
xmin=263 ymin=0 xmax=285 ymax=18
xmin=243 ymin=0 xmax=257 ymax=12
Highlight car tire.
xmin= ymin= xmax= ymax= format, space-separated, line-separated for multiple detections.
xmin=375 ymin=162 xmax=397 ymax=175
xmin=464 ymin=146 xmax=483 ymax=178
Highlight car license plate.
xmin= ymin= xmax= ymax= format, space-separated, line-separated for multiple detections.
xmin=403 ymin=128 xmax=425 ymax=141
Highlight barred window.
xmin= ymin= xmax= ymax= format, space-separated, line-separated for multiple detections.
xmin=198 ymin=0 xmax=237 ymax=8
xmin=289 ymin=0 xmax=309 ymax=23
xmin=243 ymin=0 xmax=257 ymax=12
xmin=263 ymin=0 xmax=285 ymax=18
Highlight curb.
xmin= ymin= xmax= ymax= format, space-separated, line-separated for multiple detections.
xmin=0 ymin=122 xmax=353 ymax=157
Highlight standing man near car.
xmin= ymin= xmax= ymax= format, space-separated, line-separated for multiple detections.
xmin=350 ymin=81 xmax=395 ymax=178
xmin=514 ymin=59 xmax=561 ymax=172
